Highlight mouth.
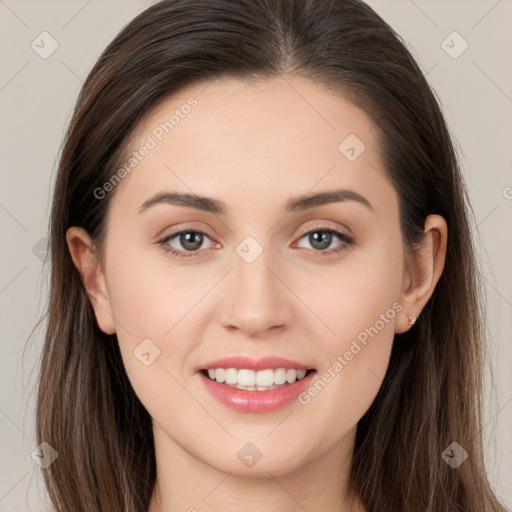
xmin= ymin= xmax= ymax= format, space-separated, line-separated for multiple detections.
xmin=199 ymin=367 xmax=316 ymax=392
xmin=198 ymin=367 xmax=317 ymax=413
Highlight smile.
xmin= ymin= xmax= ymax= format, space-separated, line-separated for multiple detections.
xmin=197 ymin=356 xmax=317 ymax=413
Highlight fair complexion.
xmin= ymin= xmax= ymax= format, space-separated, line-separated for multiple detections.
xmin=67 ymin=74 xmax=447 ymax=512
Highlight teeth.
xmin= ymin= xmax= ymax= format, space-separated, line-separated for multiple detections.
xmin=234 ymin=383 xmax=280 ymax=391
xmin=274 ymin=368 xmax=287 ymax=385
xmin=225 ymin=368 xmax=238 ymax=384
xmin=286 ymin=369 xmax=297 ymax=383
xmin=256 ymin=369 xmax=274 ymax=387
xmin=205 ymin=367 xmax=309 ymax=388
xmin=238 ymin=369 xmax=256 ymax=387
xmin=215 ymin=368 xmax=225 ymax=382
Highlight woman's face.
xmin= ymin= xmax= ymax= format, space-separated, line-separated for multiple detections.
xmin=89 ymin=75 xmax=411 ymax=476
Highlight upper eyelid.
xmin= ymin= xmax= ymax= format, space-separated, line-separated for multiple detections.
xmin=162 ymin=219 xmax=351 ymax=238
xmin=295 ymin=222 xmax=352 ymax=238
xmin=160 ymin=226 xmax=216 ymax=243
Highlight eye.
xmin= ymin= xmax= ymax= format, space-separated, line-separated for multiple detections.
xmin=158 ymin=228 xmax=217 ymax=258
xmin=158 ymin=226 xmax=354 ymax=259
xmin=294 ymin=227 xmax=354 ymax=255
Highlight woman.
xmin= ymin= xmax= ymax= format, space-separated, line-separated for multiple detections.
xmin=36 ymin=0 xmax=508 ymax=510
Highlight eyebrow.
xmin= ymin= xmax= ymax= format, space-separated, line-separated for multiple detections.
xmin=138 ymin=188 xmax=374 ymax=215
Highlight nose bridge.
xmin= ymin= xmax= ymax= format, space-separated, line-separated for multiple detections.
xmin=217 ymin=235 xmax=292 ymax=334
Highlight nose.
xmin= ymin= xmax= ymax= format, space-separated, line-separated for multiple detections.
xmin=217 ymin=245 xmax=293 ymax=337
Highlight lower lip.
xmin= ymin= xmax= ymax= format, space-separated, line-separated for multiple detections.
xmin=198 ymin=371 xmax=316 ymax=413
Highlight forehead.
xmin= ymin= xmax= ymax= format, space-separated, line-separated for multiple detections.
xmin=108 ymin=74 xmax=396 ymax=219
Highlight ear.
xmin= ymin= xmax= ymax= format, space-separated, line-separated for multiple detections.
xmin=66 ymin=227 xmax=116 ymax=334
xmin=395 ymin=214 xmax=448 ymax=334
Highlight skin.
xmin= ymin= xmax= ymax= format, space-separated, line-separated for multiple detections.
xmin=67 ymin=74 xmax=447 ymax=512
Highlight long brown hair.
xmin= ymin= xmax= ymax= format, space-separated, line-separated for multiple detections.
xmin=36 ymin=0 xmax=507 ymax=510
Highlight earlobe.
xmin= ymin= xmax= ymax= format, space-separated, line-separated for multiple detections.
xmin=66 ymin=227 xmax=116 ymax=334
xmin=395 ymin=214 xmax=448 ymax=334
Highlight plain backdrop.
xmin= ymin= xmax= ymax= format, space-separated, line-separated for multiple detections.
xmin=0 ymin=0 xmax=511 ymax=510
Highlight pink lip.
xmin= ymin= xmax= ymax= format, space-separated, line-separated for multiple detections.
xmin=198 ymin=370 xmax=317 ymax=413
xmin=199 ymin=356 xmax=312 ymax=371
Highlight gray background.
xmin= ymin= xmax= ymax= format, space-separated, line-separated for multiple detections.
xmin=0 ymin=0 xmax=511 ymax=510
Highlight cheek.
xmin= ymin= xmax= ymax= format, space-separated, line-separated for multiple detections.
xmin=105 ymin=243 xmax=208 ymax=339
xmin=104 ymin=250 xmax=207 ymax=425
xmin=293 ymin=233 xmax=403 ymax=429
xmin=103 ymin=245 xmax=211 ymax=393
xmin=296 ymin=227 xmax=404 ymax=348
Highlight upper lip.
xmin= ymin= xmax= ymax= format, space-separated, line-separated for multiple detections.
xmin=199 ymin=356 xmax=313 ymax=372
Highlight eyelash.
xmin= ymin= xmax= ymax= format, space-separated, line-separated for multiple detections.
xmin=158 ymin=226 xmax=354 ymax=259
